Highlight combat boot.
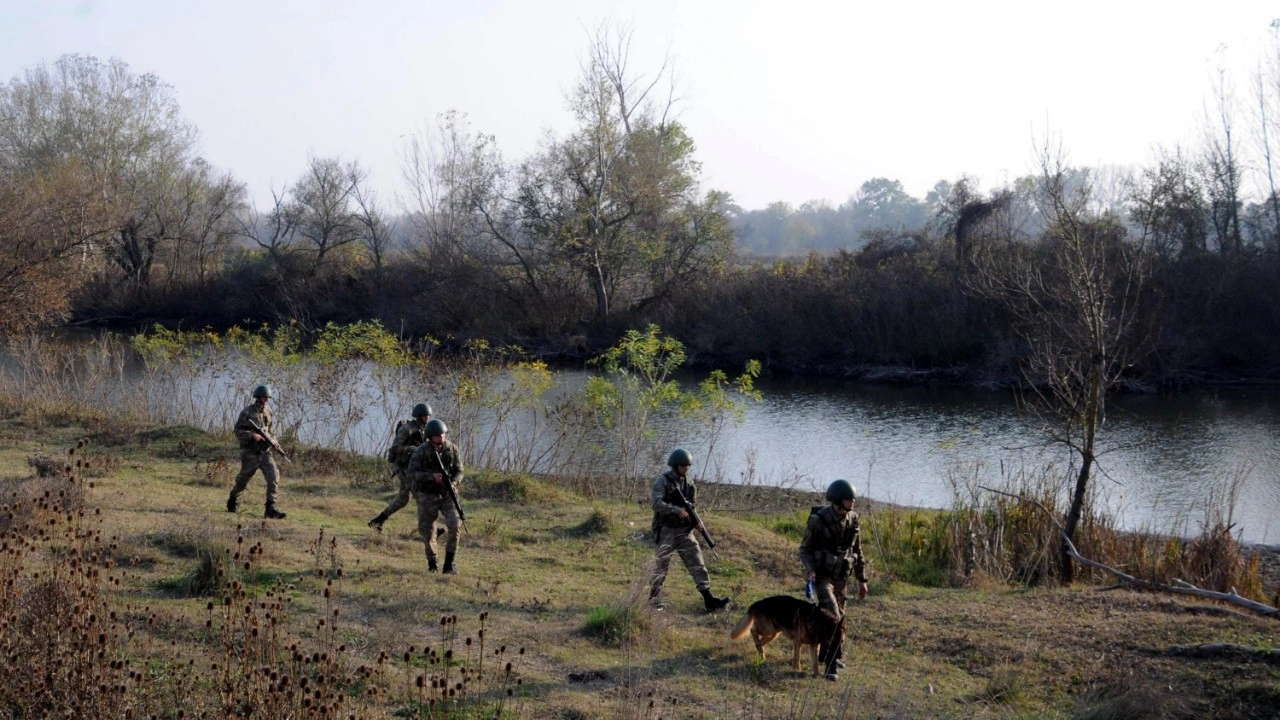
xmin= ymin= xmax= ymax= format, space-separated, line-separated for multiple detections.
xmin=264 ymin=504 xmax=287 ymax=519
xmin=226 ymin=493 xmax=238 ymax=512
xmin=368 ymin=512 xmax=388 ymax=531
xmin=426 ymin=552 xmax=439 ymax=573
xmin=700 ymin=587 xmax=730 ymax=612
xmin=441 ymin=551 xmax=458 ymax=575
xmin=648 ymin=584 xmax=665 ymax=610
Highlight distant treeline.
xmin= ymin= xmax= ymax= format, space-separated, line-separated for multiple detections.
xmin=5 ymin=48 xmax=1280 ymax=386
xmin=729 ymin=177 xmax=940 ymax=255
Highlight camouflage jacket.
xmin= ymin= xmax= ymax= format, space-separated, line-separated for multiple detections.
xmin=233 ymin=402 xmax=273 ymax=451
xmin=799 ymin=504 xmax=868 ymax=583
xmin=406 ymin=440 xmax=464 ymax=494
xmin=651 ymin=470 xmax=697 ymax=534
xmin=388 ymin=419 xmax=428 ymax=469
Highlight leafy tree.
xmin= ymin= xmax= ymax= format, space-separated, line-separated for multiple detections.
xmin=0 ymin=164 xmax=109 ymax=334
xmin=582 ymin=324 xmax=759 ymax=497
xmin=516 ymin=25 xmax=734 ymax=321
xmin=0 ymin=55 xmax=243 ymax=300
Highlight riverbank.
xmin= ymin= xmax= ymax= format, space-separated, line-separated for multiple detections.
xmin=1 ymin=409 xmax=1276 ymax=718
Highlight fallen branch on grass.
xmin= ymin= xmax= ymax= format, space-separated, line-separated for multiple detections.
xmin=977 ymin=486 xmax=1280 ymax=620
xmin=1170 ymin=643 xmax=1280 ymax=661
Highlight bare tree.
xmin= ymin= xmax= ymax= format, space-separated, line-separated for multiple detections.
xmin=1203 ymin=53 xmax=1245 ymax=255
xmin=289 ymin=156 xmax=366 ymax=275
xmin=1251 ymin=20 xmax=1280 ymax=250
xmin=240 ymin=185 xmax=298 ymax=266
xmin=969 ymin=143 xmax=1155 ymax=584
xmin=400 ymin=111 xmax=550 ymax=308
xmin=1129 ymin=147 xmax=1209 ymax=261
xmin=352 ymin=179 xmax=395 ymax=306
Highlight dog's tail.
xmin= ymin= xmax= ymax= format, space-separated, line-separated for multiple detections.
xmin=729 ymin=612 xmax=754 ymax=641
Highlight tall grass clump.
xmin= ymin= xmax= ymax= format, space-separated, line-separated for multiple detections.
xmin=938 ymin=462 xmax=1266 ymax=599
xmin=0 ymin=435 xmax=531 ymax=719
xmin=582 ymin=605 xmax=648 ymax=647
xmin=0 ymin=439 xmax=207 ymax=718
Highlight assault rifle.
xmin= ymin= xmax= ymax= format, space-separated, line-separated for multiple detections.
xmin=670 ymin=483 xmax=718 ymax=560
xmin=246 ymin=419 xmax=292 ymax=464
xmin=433 ymin=449 xmax=468 ymax=534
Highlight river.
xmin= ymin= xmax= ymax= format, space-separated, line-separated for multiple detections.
xmin=713 ymin=378 xmax=1280 ymax=545
xmin=3 ymin=335 xmax=1277 ymax=544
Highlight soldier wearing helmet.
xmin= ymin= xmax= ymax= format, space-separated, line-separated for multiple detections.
xmin=648 ymin=448 xmax=730 ymax=612
xmin=799 ymin=479 xmax=869 ymax=681
xmin=368 ymin=402 xmax=433 ymax=531
xmin=227 ymin=384 xmax=287 ymax=519
xmin=404 ymin=418 xmax=464 ymax=574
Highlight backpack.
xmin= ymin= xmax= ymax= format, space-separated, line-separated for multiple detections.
xmin=385 ymin=419 xmax=410 ymax=463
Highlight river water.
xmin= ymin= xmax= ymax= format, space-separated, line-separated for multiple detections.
xmin=711 ymin=378 xmax=1280 ymax=545
xmin=3 ymin=337 xmax=1277 ymax=544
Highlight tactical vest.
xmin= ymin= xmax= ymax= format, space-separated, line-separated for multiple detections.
xmin=651 ymin=471 xmax=696 ymax=542
xmin=809 ymin=505 xmax=860 ymax=580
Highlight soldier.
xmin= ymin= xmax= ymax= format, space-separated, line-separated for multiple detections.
xmin=404 ymin=418 xmax=464 ymax=573
xmin=368 ymin=402 xmax=432 ymax=531
xmin=227 ymin=384 xmax=287 ymax=519
xmin=799 ymin=479 xmax=870 ymax=681
xmin=649 ymin=448 xmax=730 ymax=612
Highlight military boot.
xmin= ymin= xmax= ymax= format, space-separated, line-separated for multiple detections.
xmin=648 ymin=584 xmax=665 ymax=610
xmin=264 ymin=504 xmax=287 ymax=519
xmin=226 ymin=493 xmax=238 ymax=512
xmin=441 ymin=551 xmax=458 ymax=575
xmin=822 ymin=637 xmax=844 ymax=680
xmin=368 ymin=512 xmax=388 ymax=532
xmin=426 ymin=552 xmax=439 ymax=573
xmin=700 ymin=587 xmax=730 ymax=612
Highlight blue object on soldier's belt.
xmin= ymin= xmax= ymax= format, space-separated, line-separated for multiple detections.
xmin=805 ymin=579 xmax=815 ymax=599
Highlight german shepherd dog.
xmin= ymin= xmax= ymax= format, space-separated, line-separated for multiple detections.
xmin=730 ymin=595 xmax=844 ymax=676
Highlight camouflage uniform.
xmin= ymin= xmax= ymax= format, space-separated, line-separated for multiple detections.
xmin=799 ymin=504 xmax=868 ymax=674
xmin=649 ymin=469 xmax=712 ymax=597
xmin=405 ymin=439 xmax=464 ymax=566
xmin=230 ymin=401 xmax=280 ymax=508
xmin=378 ymin=418 xmax=429 ymax=519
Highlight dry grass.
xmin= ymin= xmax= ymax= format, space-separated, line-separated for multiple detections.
xmin=0 ymin=410 xmax=1276 ymax=719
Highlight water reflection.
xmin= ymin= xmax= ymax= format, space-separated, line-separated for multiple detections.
xmin=3 ymin=334 xmax=1277 ymax=544
xmin=712 ymin=379 xmax=1280 ymax=545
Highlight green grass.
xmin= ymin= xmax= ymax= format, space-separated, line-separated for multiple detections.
xmin=0 ymin=409 xmax=1276 ymax=719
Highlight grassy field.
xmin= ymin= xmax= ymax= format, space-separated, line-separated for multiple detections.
xmin=1 ymin=409 xmax=1278 ymax=719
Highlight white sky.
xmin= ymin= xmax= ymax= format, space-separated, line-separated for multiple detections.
xmin=3 ymin=0 xmax=1277 ymax=210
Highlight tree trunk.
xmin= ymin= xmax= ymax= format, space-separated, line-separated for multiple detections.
xmin=590 ymin=250 xmax=609 ymax=319
xmin=1061 ymin=361 xmax=1104 ymax=585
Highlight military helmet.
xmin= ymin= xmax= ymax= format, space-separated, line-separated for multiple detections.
xmin=252 ymin=384 xmax=273 ymax=399
xmin=667 ymin=448 xmax=693 ymax=467
xmin=412 ymin=402 xmax=432 ymax=418
xmin=825 ymin=479 xmax=857 ymax=502
xmin=425 ymin=418 xmax=448 ymax=437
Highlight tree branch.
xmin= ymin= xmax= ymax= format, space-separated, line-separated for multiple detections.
xmin=977 ymin=485 xmax=1280 ymax=620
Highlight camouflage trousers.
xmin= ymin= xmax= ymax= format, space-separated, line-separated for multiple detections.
xmin=813 ymin=575 xmax=848 ymax=619
xmin=231 ymin=448 xmax=279 ymax=506
xmin=412 ymin=489 xmax=460 ymax=559
xmin=651 ymin=526 xmax=710 ymax=592
xmin=814 ymin=575 xmax=849 ymax=670
xmin=377 ymin=464 xmax=412 ymax=518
